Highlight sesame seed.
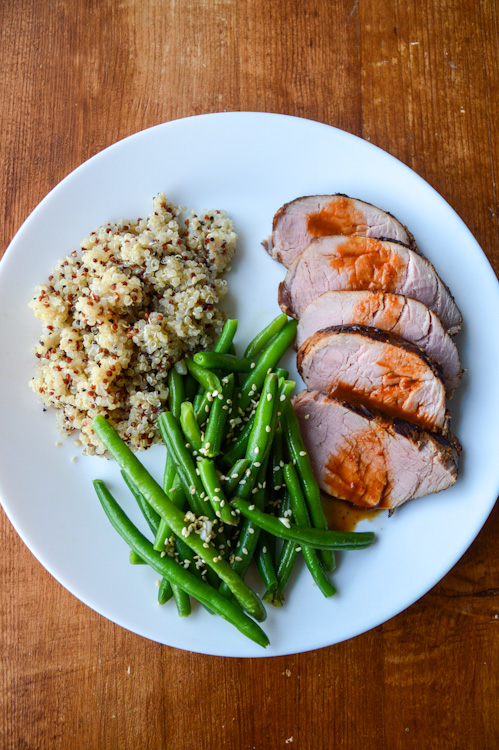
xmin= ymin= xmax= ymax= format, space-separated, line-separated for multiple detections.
xmin=250 ymin=362 xmax=256 ymax=369
xmin=248 ymin=528 xmax=255 ymax=534
xmin=214 ymin=487 xmax=221 ymax=493
xmin=212 ymin=390 xmax=219 ymax=397
xmin=190 ymin=485 xmax=196 ymax=494
xmin=242 ymin=547 xmax=249 ymax=555
xmin=296 ymin=547 xmax=302 ymax=552
xmin=267 ymin=393 xmax=272 ymax=401
xmin=304 ymin=414 xmax=310 ymax=420
xmin=279 ymin=517 xmax=291 ymax=528
xmin=299 ymin=451 xmax=307 ymax=456
xmin=205 ymin=404 xmax=210 ymax=412
xmin=274 ymin=485 xmax=281 ymax=491
xmin=265 ymin=425 xmax=271 ymax=432
xmin=252 ymin=487 xmax=258 ymax=494
xmin=280 ymin=394 xmax=286 ymax=401
xmin=214 ymin=496 xmax=220 ymax=503
xmin=254 ymin=446 xmax=260 ymax=454
xmin=231 ymin=473 xmax=238 ymax=479
xmin=262 ymin=546 xmax=267 ymax=553
xmin=203 ymin=542 xmax=209 ymax=548
xmin=235 ymin=556 xmax=243 ymax=562
xmin=160 ymin=550 xmax=166 ymax=557
xmin=205 ymin=442 xmax=211 ymax=449
xmin=254 ymin=461 xmax=261 ymax=467
xmin=200 ymin=491 xmax=205 ymax=498
xmin=249 ymin=504 xmax=255 ymax=510
xmin=195 ymin=468 xmax=200 ymax=475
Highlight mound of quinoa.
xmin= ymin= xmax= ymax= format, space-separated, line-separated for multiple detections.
xmin=29 ymin=193 xmax=237 ymax=454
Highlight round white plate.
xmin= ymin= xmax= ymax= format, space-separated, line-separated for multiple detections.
xmin=0 ymin=112 xmax=498 ymax=657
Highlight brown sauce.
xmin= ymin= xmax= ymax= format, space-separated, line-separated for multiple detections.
xmin=307 ymin=197 xmax=368 ymax=238
xmin=322 ymin=494 xmax=383 ymax=532
xmin=328 ymin=237 xmax=406 ymax=292
xmin=353 ymin=292 xmax=404 ymax=329
xmin=323 ymin=429 xmax=388 ymax=507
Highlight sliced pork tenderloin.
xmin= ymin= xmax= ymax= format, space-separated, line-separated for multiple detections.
xmin=292 ymin=390 xmax=460 ymax=510
xmin=278 ymin=235 xmax=462 ymax=334
xmin=297 ymin=325 xmax=447 ymax=431
xmin=296 ymin=291 xmax=462 ymax=396
xmin=263 ymin=194 xmax=416 ymax=268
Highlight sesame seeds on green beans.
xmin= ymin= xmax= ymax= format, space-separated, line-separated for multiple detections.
xmin=92 ymin=314 xmax=377 ymax=646
xmin=93 ymin=480 xmax=269 ymax=647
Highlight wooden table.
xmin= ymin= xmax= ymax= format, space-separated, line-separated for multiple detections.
xmin=1 ymin=2 xmax=498 ymax=748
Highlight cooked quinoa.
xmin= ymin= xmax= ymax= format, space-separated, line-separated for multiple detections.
xmin=29 ymin=194 xmax=237 ymax=454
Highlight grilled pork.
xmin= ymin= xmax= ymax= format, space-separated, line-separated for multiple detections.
xmin=292 ymin=390 xmax=460 ymax=510
xmin=263 ymin=194 xmax=416 ymax=268
xmin=278 ymin=235 xmax=462 ymax=333
xmin=297 ymin=326 xmax=447 ymax=431
xmin=296 ymin=291 xmax=461 ymax=396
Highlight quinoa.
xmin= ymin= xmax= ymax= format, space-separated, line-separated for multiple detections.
xmin=29 ymin=193 xmax=237 ymax=454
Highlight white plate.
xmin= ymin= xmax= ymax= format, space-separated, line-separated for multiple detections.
xmin=1 ymin=112 xmax=498 ymax=657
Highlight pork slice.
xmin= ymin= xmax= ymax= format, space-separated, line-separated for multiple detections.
xmin=263 ymin=194 xmax=416 ymax=268
xmin=297 ymin=325 xmax=447 ymax=431
xmin=292 ymin=390 xmax=460 ymax=510
xmin=296 ymin=291 xmax=462 ymax=396
xmin=278 ymin=235 xmax=462 ymax=334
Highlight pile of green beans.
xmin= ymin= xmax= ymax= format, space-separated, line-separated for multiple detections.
xmin=92 ymin=314 xmax=375 ymax=647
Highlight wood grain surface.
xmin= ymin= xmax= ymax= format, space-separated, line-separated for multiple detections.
xmin=1 ymin=1 xmax=498 ymax=748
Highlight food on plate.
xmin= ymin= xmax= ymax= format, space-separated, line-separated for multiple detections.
xmin=263 ymin=193 xmax=416 ymax=268
xmin=292 ymin=390 xmax=460 ymax=510
xmin=92 ymin=316 xmax=376 ymax=646
xmin=295 ymin=291 xmax=462 ymax=397
xmin=278 ymin=235 xmax=462 ymax=333
xmin=263 ymin=192 xmax=463 ymax=512
xmin=28 ymin=194 xmax=236 ymax=454
xmin=297 ymin=325 xmax=448 ymax=431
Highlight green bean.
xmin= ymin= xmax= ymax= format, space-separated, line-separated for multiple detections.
xmin=282 ymin=402 xmax=334 ymax=572
xmin=244 ymin=313 xmax=288 ymax=359
xmin=158 ymin=411 xmax=214 ymax=519
xmin=198 ymin=458 xmax=238 ymax=527
xmin=183 ymin=371 xmax=199 ymax=402
xmin=172 ymin=583 xmax=191 ymax=617
xmin=92 ymin=416 xmax=266 ymax=622
xmin=121 ymin=470 xmax=161 ymax=535
xmin=193 ymin=320 xmax=238 ymax=423
xmin=202 ymin=374 xmax=234 ymax=458
xmin=231 ymin=498 xmax=375 ymax=550
xmin=122 ymin=471 xmax=174 ymax=595
xmin=283 ymin=463 xmax=335 ymax=598
xmin=274 ymin=367 xmax=289 ymax=379
xmin=180 ymin=401 xmax=203 ymax=451
xmin=168 ymin=367 xmax=185 ymax=420
xmin=238 ymin=320 xmax=298 ymax=411
xmin=245 ymin=372 xmax=279 ymax=462
xmin=223 ymin=458 xmax=250 ymax=496
xmin=158 ymin=576 xmax=174 ymax=605
xmin=268 ymin=427 xmax=284 ymax=495
xmin=221 ymin=413 xmax=255 ymax=468
xmin=153 ymin=516 xmax=171 ymax=552
xmin=255 ymin=532 xmax=278 ymax=593
xmin=129 ymin=550 xmax=146 ymax=565
xmin=214 ymin=319 xmax=238 ymax=354
xmin=93 ymin=480 xmax=268 ymax=646
xmin=186 ymin=358 xmax=222 ymax=394
xmin=219 ymin=460 xmax=269 ymax=596
xmin=194 ymin=352 xmax=252 ymax=373
xmin=263 ymin=536 xmax=299 ymax=606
